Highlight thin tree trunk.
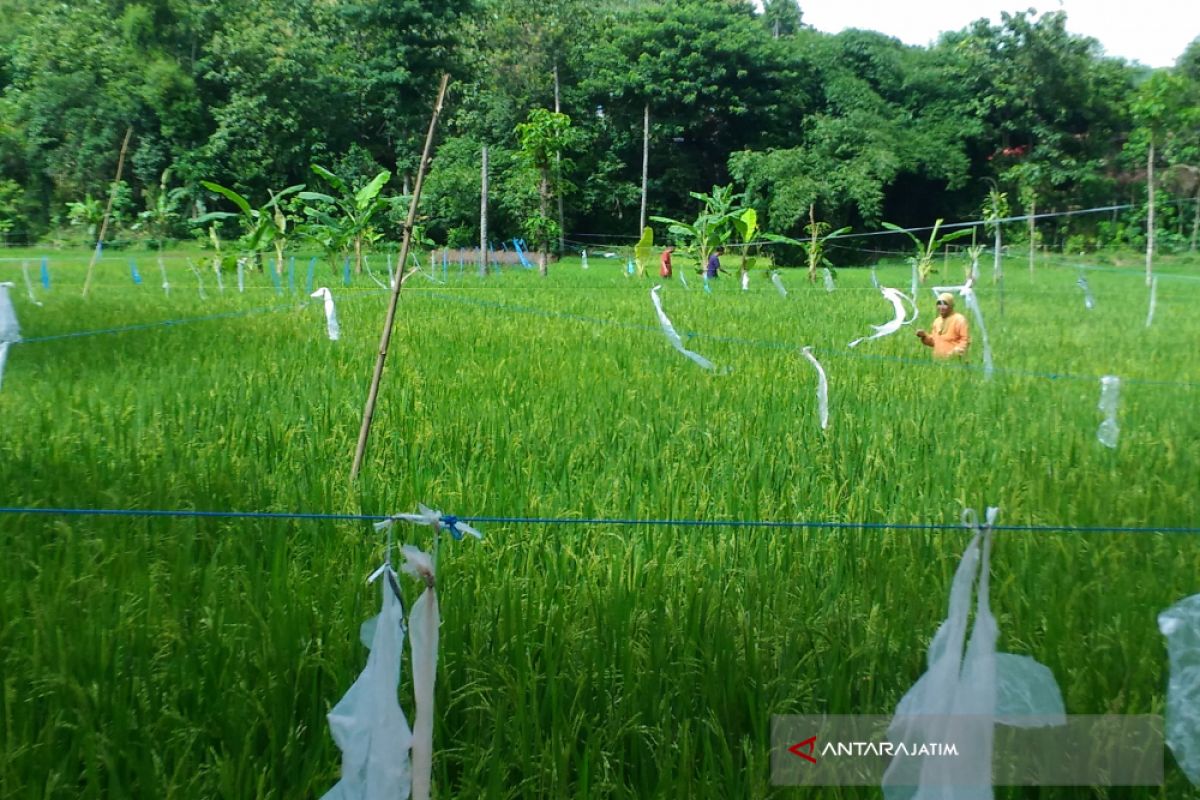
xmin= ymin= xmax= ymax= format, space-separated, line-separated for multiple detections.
xmin=808 ymin=203 xmax=817 ymax=283
xmin=554 ymin=65 xmax=564 ymax=256
xmin=1027 ymin=198 xmax=1035 ymax=276
xmin=538 ymin=172 xmax=549 ymax=277
xmin=640 ymin=103 xmax=649 ymax=235
xmin=354 ymin=236 xmax=363 ymax=275
xmin=1191 ymin=185 xmax=1198 ymax=252
xmin=82 ymin=126 xmax=133 ymax=297
xmin=1146 ymin=139 xmax=1155 ymax=286
xmin=480 ymin=145 xmax=489 ymax=276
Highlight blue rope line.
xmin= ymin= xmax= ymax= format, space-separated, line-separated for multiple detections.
xmin=421 ymin=291 xmax=1200 ymax=389
xmin=16 ymin=303 xmax=295 ymax=343
xmin=0 ymin=506 xmax=1195 ymax=535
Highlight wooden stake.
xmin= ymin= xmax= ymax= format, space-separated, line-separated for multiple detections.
xmin=82 ymin=127 xmax=133 ymax=298
xmin=351 ymin=73 xmax=450 ymax=481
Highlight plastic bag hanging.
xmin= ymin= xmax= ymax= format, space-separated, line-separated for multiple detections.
xmin=1146 ymin=276 xmax=1158 ymax=328
xmin=771 ymin=271 xmax=787 ymax=297
xmin=21 ymin=261 xmax=41 ymax=306
xmin=581 ymin=249 xmax=588 ymax=270
xmin=311 ymin=287 xmax=341 ymax=341
xmin=1097 ymin=375 xmax=1119 ymax=449
xmin=883 ymin=507 xmax=1066 ymax=800
xmin=741 ymin=270 xmax=749 ymax=291
xmin=848 ymin=287 xmax=915 ymax=348
xmin=401 ymin=546 xmax=438 ymax=800
xmin=322 ymin=572 xmax=413 ymax=800
xmin=822 ymin=267 xmax=835 ymax=293
xmin=800 ymin=347 xmax=829 ymax=430
xmin=650 ymin=286 xmax=715 ymax=370
xmin=0 ymin=282 xmax=20 ymax=392
xmin=1076 ymin=275 xmax=1094 ymax=310
xmin=1159 ymin=594 xmax=1200 ymax=785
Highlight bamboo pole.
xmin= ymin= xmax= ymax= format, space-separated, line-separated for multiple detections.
xmin=351 ymin=73 xmax=450 ymax=480
xmin=82 ymin=127 xmax=133 ymax=298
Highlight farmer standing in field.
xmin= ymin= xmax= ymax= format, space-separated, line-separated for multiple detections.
xmin=706 ymin=248 xmax=724 ymax=279
xmin=660 ymin=245 xmax=674 ymax=278
xmin=916 ymin=292 xmax=970 ymax=358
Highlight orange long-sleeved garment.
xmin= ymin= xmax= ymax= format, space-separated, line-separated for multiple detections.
xmin=921 ymin=313 xmax=970 ymax=358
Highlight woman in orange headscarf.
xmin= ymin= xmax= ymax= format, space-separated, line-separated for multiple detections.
xmin=916 ymin=292 xmax=970 ymax=358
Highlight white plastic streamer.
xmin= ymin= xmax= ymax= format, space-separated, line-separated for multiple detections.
xmin=215 ymin=263 xmax=225 ymax=292
xmin=237 ymin=258 xmax=245 ymax=293
xmin=771 ymin=271 xmax=787 ymax=297
xmin=1146 ymin=276 xmax=1158 ymax=328
xmin=741 ymin=271 xmax=749 ymax=291
xmin=931 ymin=284 xmax=993 ymax=379
xmin=848 ymin=287 xmax=915 ymax=348
xmin=322 ymin=571 xmax=413 ymax=800
xmin=402 ymin=546 xmax=438 ymax=800
xmin=0 ymin=282 xmax=20 ymax=391
xmin=882 ymin=507 xmax=1066 ymax=800
xmin=800 ymin=346 xmax=829 ymax=430
xmin=677 ymin=268 xmax=689 ymax=289
xmin=581 ymin=249 xmax=588 ymax=270
xmin=1097 ymin=375 xmax=1119 ymax=449
xmin=158 ymin=255 xmax=170 ymax=295
xmin=910 ymin=261 xmax=918 ymax=300
xmin=870 ymin=267 xmax=880 ymax=289
xmin=1159 ymin=594 xmax=1200 ymax=786
xmin=650 ymin=286 xmax=715 ymax=370
xmin=311 ymin=287 xmax=341 ymax=341
xmin=823 ymin=267 xmax=835 ymax=293
xmin=1077 ymin=275 xmax=1094 ymax=310
xmin=21 ymin=261 xmax=41 ymax=306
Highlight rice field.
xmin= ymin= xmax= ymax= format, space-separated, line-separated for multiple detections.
xmin=1 ymin=247 xmax=1198 ymax=798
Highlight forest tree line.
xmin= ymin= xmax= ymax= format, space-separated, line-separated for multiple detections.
xmin=0 ymin=0 xmax=1198 ymax=254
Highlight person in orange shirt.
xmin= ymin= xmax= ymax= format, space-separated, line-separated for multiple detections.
xmin=916 ymin=292 xmax=970 ymax=358
xmin=660 ymin=245 xmax=674 ymax=278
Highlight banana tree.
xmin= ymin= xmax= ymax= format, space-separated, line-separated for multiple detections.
xmin=195 ymin=181 xmax=305 ymax=275
xmin=882 ymin=219 xmax=973 ymax=284
xmin=763 ymin=205 xmax=850 ymax=284
xmin=298 ymin=166 xmax=392 ymax=275
xmin=650 ymin=184 xmax=742 ymax=273
xmin=731 ymin=208 xmax=759 ymax=283
xmin=632 ymin=226 xmax=654 ymax=277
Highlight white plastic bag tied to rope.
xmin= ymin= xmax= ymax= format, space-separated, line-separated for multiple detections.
xmin=1097 ymin=375 xmax=1119 ymax=449
xmin=882 ymin=507 xmax=1066 ymax=800
xmin=800 ymin=347 xmax=829 ymax=430
xmin=870 ymin=266 xmax=880 ymax=289
xmin=848 ymin=287 xmax=916 ymax=348
xmin=310 ymin=287 xmax=341 ymax=341
xmin=677 ymin=268 xmax=689 ymax=289
xmin=21 ymin=262 xmax=41 ymax=306
xmin=236 ymin=258 xmax=246 ymax=293
xmin=741 ymin=271 xmax=749 ymax=291
xmin=650 ymin=286 xmax=716 ymax=370
xmin=823 ymin=267 xmax=835 ymax=293
xmin=931 ymin=284 xmax=993 ymax=379
xmin=1146 ymin=276 xmax=1158 ymax=328
xmin=910 ymin=261 xmax=918 ymax=300
xmin=0 ymin=282 xmax=20 ymax=392
xmin=1159 ymin=594 xmax=1200 ymax=786
xmin=771 ymin=271 xmax=787 ymax=297
xmin=401 ymin=546 xmax=438 ymax=800
xmin=581 ymin=249 xmax=588 ymax=270
xmin=375 ymin=503 xmax=483 ymax=542
xmin=1076 ymin=275 xmax=1094 ymax=310
xmin=322 ymin=567 xmax=413 ymax=800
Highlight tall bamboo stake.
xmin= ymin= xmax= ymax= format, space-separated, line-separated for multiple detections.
xmin=351 ymin=73 xmax=450 ymax=480
xmin=81 ymin=127 xmax=133 ymax=298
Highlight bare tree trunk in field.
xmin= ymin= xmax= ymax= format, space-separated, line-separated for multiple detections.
xmin=538 ymin=171 xmax=549 ymax=277
xmin=808 ymin=203 xmax=818 ymax=283
xmin=1027 ymin=198 xmax=1035 ymax=276
xmin=480 ymin=145 xmax=489 ymax=276
xmin=554 ymin=65 xmax=564 ymax=256
xmin=1146 ymin=140 xmax=1155 ymax=286
xmin=640 ymin=103 xmax=649 ymax=235
xmin=354 ymin=236 xmax=363 ymax=275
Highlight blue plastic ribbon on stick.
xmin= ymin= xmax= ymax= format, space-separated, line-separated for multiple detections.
xmin=130 ymin=260 xmax=142 ymax=285
xmin=40 ymin=257 xmax=50 ymax=289
xmin=306 ymin=257 xmax=316 ymax=294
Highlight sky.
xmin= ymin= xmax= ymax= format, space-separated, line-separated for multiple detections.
xmin=794 ymin=1 xmax=1199 ymax=68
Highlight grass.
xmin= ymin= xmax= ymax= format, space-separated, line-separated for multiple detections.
xmin=1 ymin=247 xmax=1198 ymax=798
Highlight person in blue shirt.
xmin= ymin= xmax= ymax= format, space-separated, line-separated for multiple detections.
xmin=706 ymin=248 xmax=724 ymax=278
